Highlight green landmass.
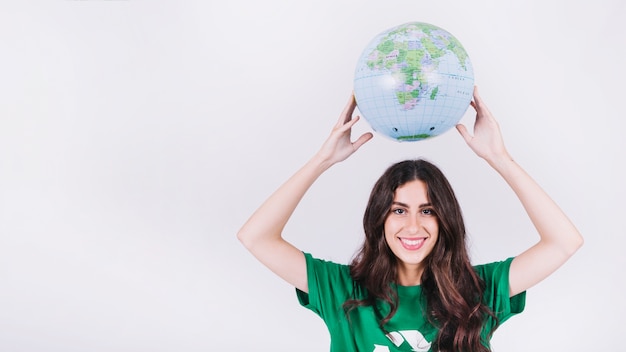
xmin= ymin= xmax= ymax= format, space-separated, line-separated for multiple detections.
xmin=378 ymin=40 xmax=395 ymax=54
xmin=398 ymin=134 xmax=431 ymax=141
xmin=406 ymin=23 xmax=470 ymax=70
xmin=413 ymin=22 xmax=437 ymax=35
xmin=364 ymin=22 xmax=470 ymax=106
xmin=429 ymin=87 xmax=439 ymax=100
xmin=369 ymin=23 xmax=470 ymax=69
xmin=421 ymin=37 xmax=444 ymax=59
xmin=396 ymin=91 xmax=413 ymax=104
xmin=405 ymin=49 xmax=424 ymax=69
xmin=397 ymin=48 xmax=408 ymax=63
xmin=446 ymin=41 xmax=469 ymax=70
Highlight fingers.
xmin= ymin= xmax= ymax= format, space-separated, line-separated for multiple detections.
xmin=470 ymin=86 xmax=482 ymax=110
xmin=470 ymin=86 xmax=496 ymax=121
xmin=337 ymin=112 xmax=361 ymax=133
xmin=330 ymin=93 xmax=373 ymax=150
xmin=353 ymin=132 xmax=374 ymax=150
xmin=455 ymin=124 xmax=472 ymax=143
xmin=336 ymin=93 xmax=357 ymax=127
xmin=473 ymin=86 xmax=481 ymax=103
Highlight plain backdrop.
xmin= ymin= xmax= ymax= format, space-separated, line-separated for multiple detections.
xmin=1 ymin=0 xmax=624 ymax=351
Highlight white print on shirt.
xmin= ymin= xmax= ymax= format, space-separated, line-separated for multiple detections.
xmin=372 ymin=330 xmax=432 ymax=351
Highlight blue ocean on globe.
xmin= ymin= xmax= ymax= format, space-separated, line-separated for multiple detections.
xmin=354 ymin=22 xmax=474 ymax=142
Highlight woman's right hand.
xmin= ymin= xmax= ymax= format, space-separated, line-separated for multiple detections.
xmin=315 ymin=94 xmax=373 ymax=168
xmin=237 ymin=93 xmax=372 ymax=293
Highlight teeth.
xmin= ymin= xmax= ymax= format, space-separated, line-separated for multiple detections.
xmin=402 ymin=238 xmax=424 ymax=246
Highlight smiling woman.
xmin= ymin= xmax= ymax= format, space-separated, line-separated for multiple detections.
xmin=342 ymin=160 xmax=493 ymax=352
xmin=236 ymin=88 xmax=583 ymax=352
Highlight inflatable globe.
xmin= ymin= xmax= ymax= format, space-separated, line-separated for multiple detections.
xmin=354 ymin=22 xmax=474 ymax=142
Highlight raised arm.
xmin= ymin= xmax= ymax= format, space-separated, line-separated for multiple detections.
xmin=236 ymin=95 xmax=373 ymax=293
xmin=456 ymin=87 xmax=584 ymax=297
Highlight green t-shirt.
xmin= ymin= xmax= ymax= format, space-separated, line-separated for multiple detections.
xmin=296 ymin=253 xmax=526 ymax=352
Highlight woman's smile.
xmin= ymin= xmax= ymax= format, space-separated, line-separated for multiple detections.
xmin=398 ymin=237 xmax=427 ymax=250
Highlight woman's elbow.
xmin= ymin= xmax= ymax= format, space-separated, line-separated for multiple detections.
xmin=565 ymin=232 xmax=584 ymax=257
xmin=236 ymin=228 xmax=253 ymax=249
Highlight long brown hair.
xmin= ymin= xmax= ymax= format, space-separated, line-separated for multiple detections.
xmin=344 ymin=159 xmax=497 ymax=352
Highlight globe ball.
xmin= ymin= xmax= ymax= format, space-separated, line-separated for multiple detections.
xmin=354 ymin=22 xmax=474 ymax=142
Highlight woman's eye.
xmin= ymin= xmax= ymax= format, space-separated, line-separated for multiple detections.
xmin=392 ymin=209 xmax=406 ymax=215
xmin=422 ymin=208 xmax=434 ymax=215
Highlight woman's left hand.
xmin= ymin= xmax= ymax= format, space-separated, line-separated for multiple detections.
xmin=456 ymin=87 xmax=510 ymax=165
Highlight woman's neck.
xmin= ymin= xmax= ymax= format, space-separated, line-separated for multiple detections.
xmin=396 ymin=264 xmax=424 ymax=286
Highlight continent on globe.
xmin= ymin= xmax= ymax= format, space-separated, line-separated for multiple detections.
xmin=354 ymin=22 xmax=474 ymax=142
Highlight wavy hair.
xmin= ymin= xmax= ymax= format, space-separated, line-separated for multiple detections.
xmin=344 ymin=159 xmax=497 ymax=352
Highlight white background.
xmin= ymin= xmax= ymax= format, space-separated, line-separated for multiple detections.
xmin=0 ymin=0 xmax=624 ymax=351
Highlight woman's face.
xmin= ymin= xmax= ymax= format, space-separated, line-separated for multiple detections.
xmin=384 ymin=179 xmax=439 ymax=282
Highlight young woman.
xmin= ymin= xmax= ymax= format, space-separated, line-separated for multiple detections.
xmin=237 ymin=87 xmax=583 ymax=351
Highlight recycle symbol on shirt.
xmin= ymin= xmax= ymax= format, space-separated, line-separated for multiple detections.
xmin=373 ymin=330 xmax=432 ymax=351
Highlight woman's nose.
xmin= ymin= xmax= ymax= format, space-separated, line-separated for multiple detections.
xmin=406 ymin=214 xmax=421 ymax=234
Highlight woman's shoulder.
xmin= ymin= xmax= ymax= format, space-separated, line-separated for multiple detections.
xmin=303 ymin=252 xmax=352 ymax=278
xmin=473 ymin=257 xmax=516 ymax=281
xmin=298 ymin=253 xmax=364 ymax=309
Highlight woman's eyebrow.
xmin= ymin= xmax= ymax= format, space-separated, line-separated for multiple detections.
xmin=391 ymin=201 xmax=432 ymax=208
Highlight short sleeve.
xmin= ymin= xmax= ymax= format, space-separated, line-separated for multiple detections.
xmin=475 ymin=257 xmax=526 ymax=331
xmin=296 ymin=252 xmax=354 ymax=321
